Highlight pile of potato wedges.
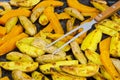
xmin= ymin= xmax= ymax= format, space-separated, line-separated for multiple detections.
xmin=0 ymin=0 xmax=120 ymax=80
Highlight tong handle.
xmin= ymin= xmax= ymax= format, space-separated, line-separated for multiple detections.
xmin=95 ymin=0 xmax=120 ymax=22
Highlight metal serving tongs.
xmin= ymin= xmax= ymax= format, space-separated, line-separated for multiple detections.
xmin=46 ymin=0 xmax=120 ymax=54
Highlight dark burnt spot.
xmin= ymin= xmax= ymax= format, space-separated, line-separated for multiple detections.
xmin=19 ymin=57 xmax=22 ymax=59
xmin=1 ymin=63 xmax=6 ymax=66
xmin=118 ymin=33 xmax=120 ymax=40
xmin=46 ymin=69 xmax=50 ymax=72
xmin=15 ymin=62 xmax=20 ymax=65
xmin=69 ymin=66 xmax=74 ymax=69
xmin=31 ymin=62 xmax=34 ymax=64
xmin=42 ymin=76 xmax=45 ymax=80
xmin=52 ymin=62 xmax=56 ymax=66
xmin=114 ymin=26 xmax=120 ymax=29
xmin=66 ymin=66 xmax=74 ymax=71
xmin=115 ymin=75 xmax=119 ymax=78
xmin=75 ymin=52 xmax=78 ymax=54
xmin=26 ymin=67 xmax=31 ymax=71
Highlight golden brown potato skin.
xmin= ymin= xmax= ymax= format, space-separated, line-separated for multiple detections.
xmin=12 ymin=70 xmax=34 ymax=80
xmin=51 ymin=68 xmax=86 ymax=80
xmin=31 ymin=7 xmax=45 ymax=23
xmin=81 ymin=29 xmax=102 ymax=51
xmin=60 ymin=63 xmax=99 ymax=77
xmin=16 ymin=37 xmax=45 ymax=57
xmin=0 ymin=62 xmax=38 ymax=72
xmin=39 ymin=60 xmax=78 ymax=74
xmin=5 ymin=17 xmax=18 ymax=33
xmin=111 ymin=58 xmax=120 ymax=74
xmin=32 ymin=71 xmax=49 ymax=80
xmin=6 ymin=51 xmax=33 ymax=62
xmin=64 ymin=7 xmax=84 ymax=21
xmin=19 ymin=16 xmax=37 ymax=36
xmin=10 ymin=0 xmax=40 ymax=7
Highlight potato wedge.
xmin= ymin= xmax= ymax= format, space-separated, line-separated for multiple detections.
xmin=58 ymin=71 xmax=86 ymax=80
xmin=99 ymin=19 xmax=120 ymax=31
xmin=10 ymin=0 xmax=40 ymax=7
xmin=12 ymin=70 xmax=34 ymax=80
xmin=65 ymin=55 xmax=74 ymax=60
xmin=66 ymin=17 xmax=75 ymax=32
xmin=36 ymin=54 xmax=66 ymax=64
xmin=93 ymin=72 xmax=106 ymax=80
xmin=111 ymin=58 xmax=120 ymax=74
xmin=30 ymin=7 xmax=45 ymax=23
xmin=70 ymin=41 xmax=87 ymax=64
xmin=111 ymin=14 xmax=120 ymax=24
xmin=81 ymin=29 xmax=102 ymax=51
xmin=39 ymin=13 xmax=49 ymax=26
xmin=6 ymin=51 xmax=33 ymax=62
xmin=64 ymin=7 xmax=84 ymax=21
xmin=5 ymin=17 xmax=18 ymax=33
xmin=39 ymin=60 xmax=78 ymax=74
xmin=16 ymin=37 xmax=45 ymax=57
xmin=0 ymin=62 xmax=38 ymax=72
xmin=0 ymin=9 xmax=3 ymax=13
xmin=51 ymin=68 xmax=86 ymax=80
xmin=0 ymin=2 xmax=12 ymax=15
xmin=51 ymin=69 xmax=73 ymax=80
xmin=91 ymin=0 xmax=107 ymax=4
xmin=19 ymin=16 xmax=37 ymax=36
xmin=32 ymin=37 xmax=66 ymax=56
xmin=85 ymin=49 xmax=101 ymax=65
xmin=90 ymin=1 xmax=108 ymax=11
xmin=100 ymin=66 xmax=112 ymax=80
xmin=32 ymin=71 xmax=49 ymax=80
xmin=110 ymin=33 xmax=120 ymax=57
xmin=95 ymin=24 xmax=118 ymax=36
xmin=60 ymin=63 xmax=99 ymax=77
xmin=66 ymin=17 xmax=77 ymax=36
xmin=81 ymin=12 xmax=98 ymax=18
xmin=0 ymin=2 xmax=11 ymax=10
xmin=54 ymin=41 xmax=70 ymax=52
xmin=17 ymin=37 xmax=35 ymax=44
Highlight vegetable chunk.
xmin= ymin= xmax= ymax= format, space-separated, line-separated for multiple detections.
xmin=0 ymin=62 xmax=38 ymax=72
